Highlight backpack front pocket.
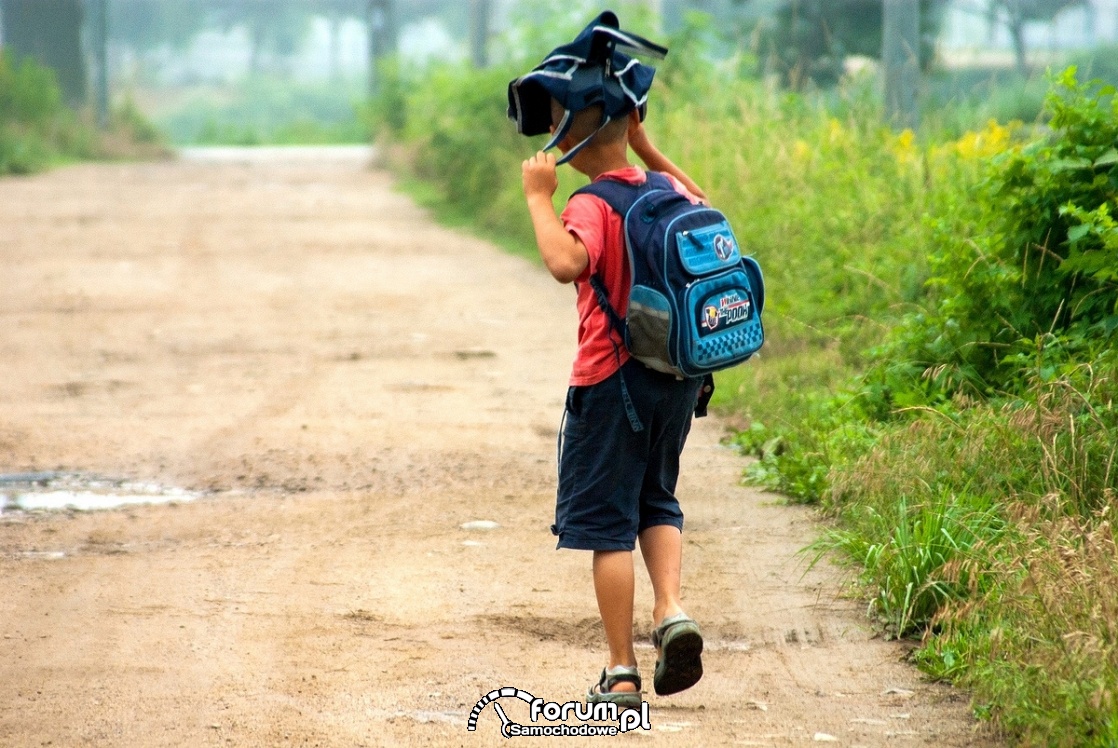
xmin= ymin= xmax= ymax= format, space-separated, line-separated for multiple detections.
xmin=680 ymin=270 xmax=764 ymax=375
xmin=675 ymin=219 xmax=742 ymax=276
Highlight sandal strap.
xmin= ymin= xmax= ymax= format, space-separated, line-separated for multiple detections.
xmin=599 ymin=665 xmax=642 ymax=692
xmin=651 ymin=612 xmax=696 ymax=649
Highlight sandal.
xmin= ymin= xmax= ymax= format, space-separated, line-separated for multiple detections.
xmin=586 ymin=665 xmax=642 ymax=709
xmin=651 ymin=613 xmax=703 ymax=695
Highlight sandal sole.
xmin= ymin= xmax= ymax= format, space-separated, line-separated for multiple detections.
xmin=654 ymin=625 xmax=704 ymax=696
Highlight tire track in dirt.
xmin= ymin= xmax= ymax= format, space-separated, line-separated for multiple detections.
xmin=0 ymin=148 xmax=998 ymax=747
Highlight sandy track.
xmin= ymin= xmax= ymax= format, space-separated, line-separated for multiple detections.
xmin=0 ymin=149 xmax=997 ymax=747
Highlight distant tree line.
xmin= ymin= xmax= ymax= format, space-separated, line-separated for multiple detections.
xmin=756 ymin=0 xmax=1096 ymax=88
xmin=0 ymin=0 xmax=460 ymax=105
xmin=0 ymin=0 xmax=1102 ymax=111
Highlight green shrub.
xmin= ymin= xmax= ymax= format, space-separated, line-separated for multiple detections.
xmin=0 ymin=50 xmax=64 ymax=126
xmin=0 ymin=50 xmax=66 ymax=173
xmin=384 ymin=61 xmax=543 ymax=258
xmin=872 ymin=69 xmax=1118 ymax=404
xmin=1 ymin=50 xmax=168 ymax=173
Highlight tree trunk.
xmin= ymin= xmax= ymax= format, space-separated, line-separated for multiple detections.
xmin=882 ymin=0 xmax=921 ymax=130
xmin=469 ymin=0 xmax=489 ymax=69
xmin=1007 ymin=14 xmax=1028 ymax=75
xmin=328 ymin=13 xmax=341 ymax=81
xmin=0 ymin=0 xmax=87 ymax=107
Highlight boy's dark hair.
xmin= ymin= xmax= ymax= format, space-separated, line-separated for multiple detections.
xmin=549 ymin=101 xmax=629 ymax=150
xmin=507 ymin=11 xmax=667 ymax=165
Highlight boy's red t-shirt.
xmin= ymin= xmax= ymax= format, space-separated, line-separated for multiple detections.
xmin=560 ymin=166 xmax=699 ymax=387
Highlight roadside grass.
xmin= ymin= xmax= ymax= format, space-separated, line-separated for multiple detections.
xmin=809 ymin=491 xmax=1005 ymax=638
xmin=821 ymin=368 xmax=1118 ymax=743
xmin=374 ymin=36 xmax=1118 ymax=744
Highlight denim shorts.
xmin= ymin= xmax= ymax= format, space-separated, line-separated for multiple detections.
xmin=551 ymin=359 xmax=703 ymax=551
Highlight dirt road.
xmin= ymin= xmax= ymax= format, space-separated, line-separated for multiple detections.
xmin=0 ymin=149 xmax=997 ymax=747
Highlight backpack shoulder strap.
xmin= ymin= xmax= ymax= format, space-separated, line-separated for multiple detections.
xmin=571 ymin=171 xmax=677 ymax=334
xmin=571 ymin=171 xmax=674 ymax=218
xmin=572 ymin=178 xmax=637 ymax=218
xmin=572 ymin=174 xmax=676 ymax=434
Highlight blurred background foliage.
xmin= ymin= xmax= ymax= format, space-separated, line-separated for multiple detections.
xmin=4 ymin=0 xmax=1117 ymax=154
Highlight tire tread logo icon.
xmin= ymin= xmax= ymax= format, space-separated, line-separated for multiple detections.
xmin=467 ymin=686 xmax=536 ymax=737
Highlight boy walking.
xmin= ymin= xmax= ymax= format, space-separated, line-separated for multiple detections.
xmin=508 ymin=12 xmax=710 ymax=707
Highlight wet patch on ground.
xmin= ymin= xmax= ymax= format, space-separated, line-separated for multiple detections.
xmin=0 ymin=472 xmax=199 ymax=513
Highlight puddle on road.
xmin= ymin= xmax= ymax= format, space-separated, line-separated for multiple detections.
xmin=460 ymin=520 xmax=500 ymax=531
xmin=655 ymin=721 xmax=693 ymax=732
xmin=0 ymin=473 xmax=198 ymax=513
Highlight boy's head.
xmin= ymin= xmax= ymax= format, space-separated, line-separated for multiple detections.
xmin=508 ymin=11 xmax=667 ymax=164
xmin=548 ymin=100 xmax=629 ymax=155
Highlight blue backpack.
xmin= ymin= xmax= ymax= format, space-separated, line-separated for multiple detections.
xmin=576 ymin=172 xmax=765 ymax=381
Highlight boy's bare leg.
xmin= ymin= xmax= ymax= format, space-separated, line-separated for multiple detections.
xmin=638 ymin=524 xmax=685 ymax=626
xmin=592 ymin=550 xmax=638 ymax=692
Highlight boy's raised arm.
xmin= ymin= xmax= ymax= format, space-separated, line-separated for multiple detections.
xmin=627 ymin=117 xmax=709 ymax=205
xmin=522 ymin=151 xmax=590 ymax=284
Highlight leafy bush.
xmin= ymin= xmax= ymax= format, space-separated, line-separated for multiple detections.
xmin=1 ymin=50 xmax=170 ymax=174
xmin=374 ymin=60 xmax=544 ymax=259
xmin=0 ymin=50 xmax=64 ymax=125
xmin=0 ymin=50 xmax=67 ymax=173
xmin=872 ymin=69 xmax=1118 ymax=404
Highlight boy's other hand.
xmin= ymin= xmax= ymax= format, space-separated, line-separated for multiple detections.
xmin=522 ymin=151 xmax=559 ymax=202
xmin=627 ymin=115 xmax=651 ymax=152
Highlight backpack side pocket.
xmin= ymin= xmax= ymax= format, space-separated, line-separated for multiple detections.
xmin=627 ymin=285 xmax=678 ymax=375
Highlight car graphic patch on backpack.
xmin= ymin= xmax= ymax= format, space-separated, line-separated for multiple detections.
xmin=578 ymin=172 xmax=765 ymax=378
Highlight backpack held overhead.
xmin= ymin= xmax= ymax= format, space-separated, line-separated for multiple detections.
xmin=577 ymin=173 xmax=765 ymax=379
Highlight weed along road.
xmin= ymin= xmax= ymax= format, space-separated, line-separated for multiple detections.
xmin=0 ymin=148 xmax=998 ymax=747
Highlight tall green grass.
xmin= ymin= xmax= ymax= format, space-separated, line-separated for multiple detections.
xmin=851 ymin=371 xmax=1118 ymax=745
